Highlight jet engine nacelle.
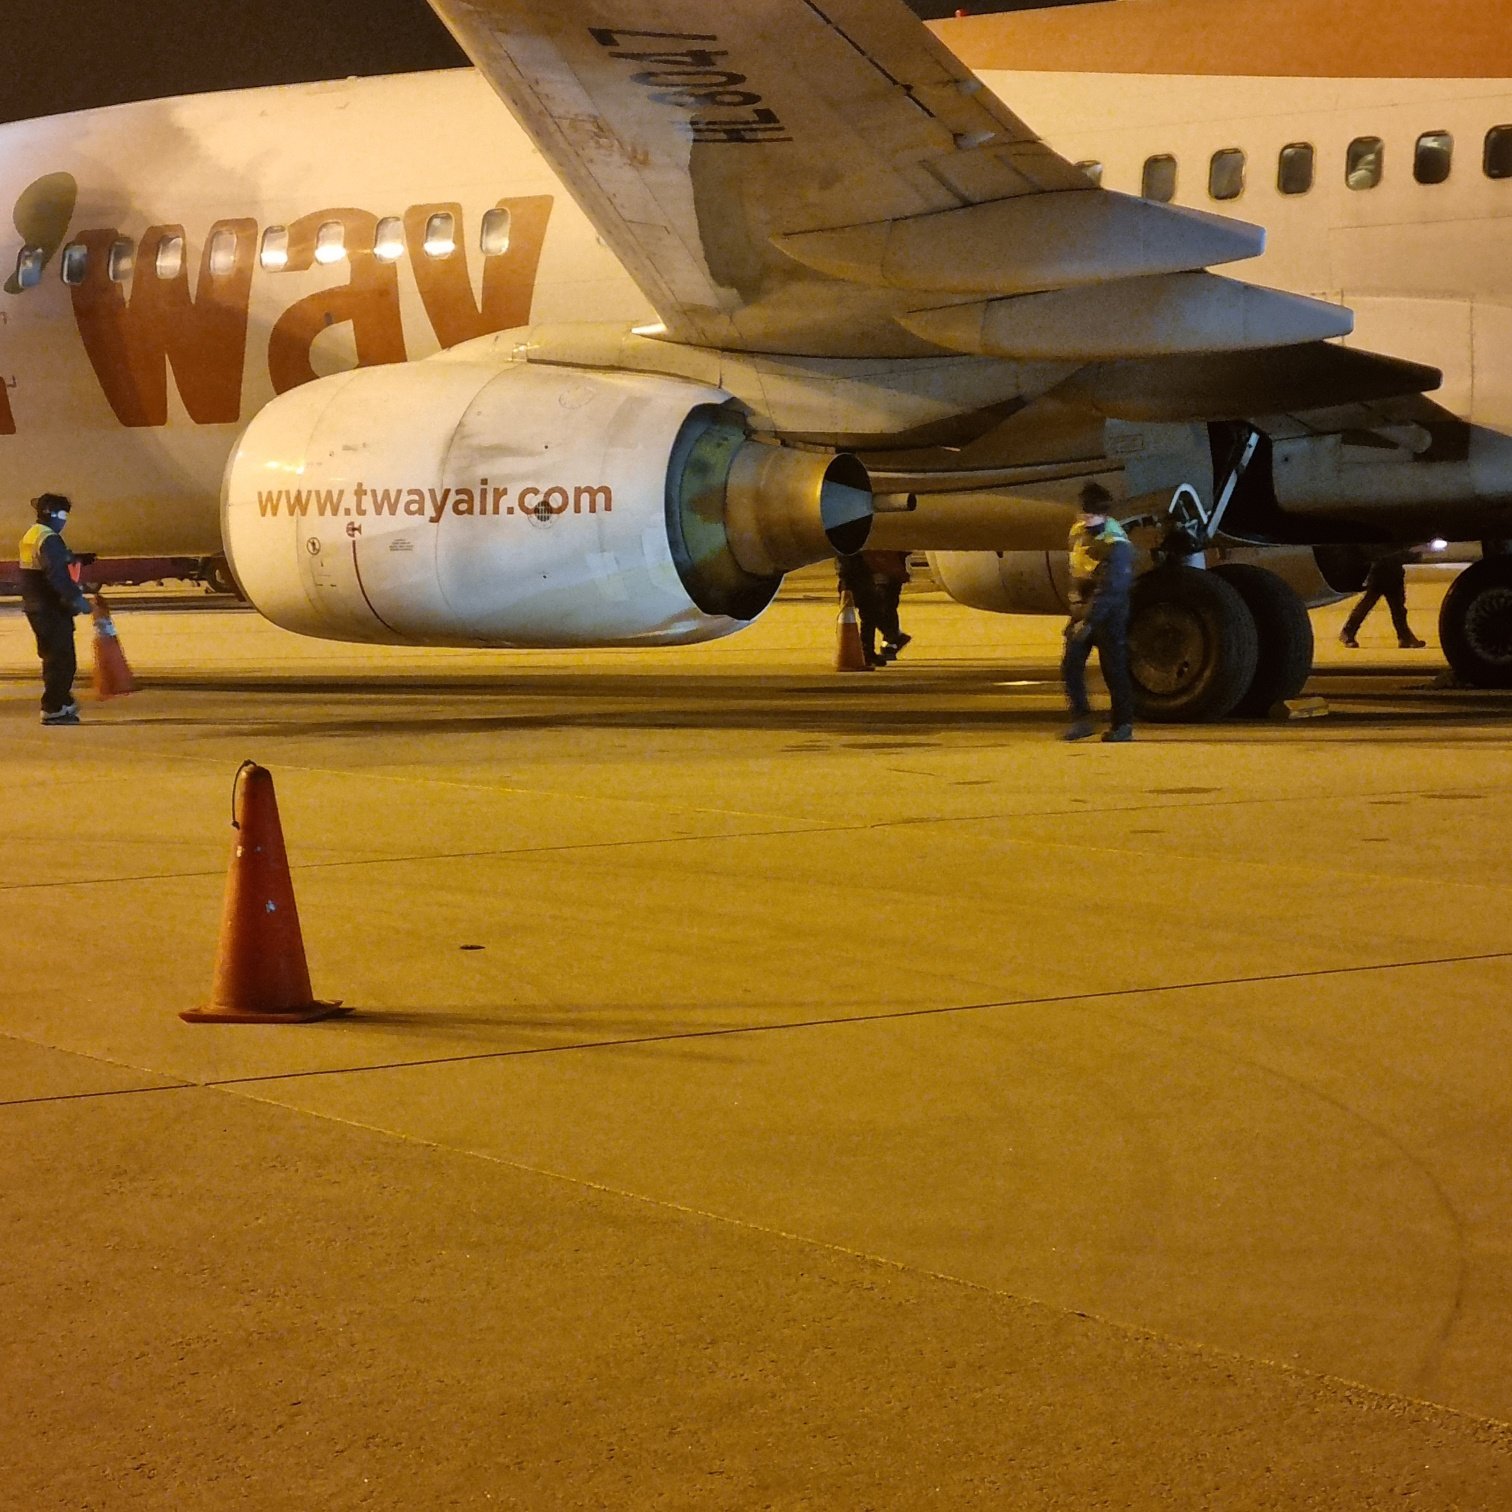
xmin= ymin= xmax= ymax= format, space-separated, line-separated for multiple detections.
xmin=223 ymin=361 xmax=872 ymax=646
xmin=929 ymin=543 xmax=1348 ymax=615
xmin=1208 ymin=545 xmax=1353 ymax=607
xmin=927 ymin=550 xmax=1073 ymax=616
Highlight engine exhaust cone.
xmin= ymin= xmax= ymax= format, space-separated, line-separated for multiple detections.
xmin=182 ymin=762 xmax=349 ymax=1024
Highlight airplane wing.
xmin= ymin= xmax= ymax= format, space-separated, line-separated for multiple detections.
xmin=426 ymin=0 xmax=1350 ymax=360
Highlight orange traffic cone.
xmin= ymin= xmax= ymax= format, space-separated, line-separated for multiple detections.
xmin=90 ymin=596 xmax=136 ymax=699
xmin=835 ymin=589 xmax=872 ymax=672
xmin=181 ymin=762 xmax=349 ymax=1024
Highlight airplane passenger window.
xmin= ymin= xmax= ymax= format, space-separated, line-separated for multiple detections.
xmin=480 ymin=207 xmax=513 ymax=256
xmin=1414 ymin=131 xmax=1453 ymax=185
xmin=60 ymin=244 xmax=89 ymax=286
xmin=260 ymin=227 xmax=289 ymax=270
xmin=1209 ymin=148 xmax=1245 ymax=201
xmin=1278 ymin=143 xmax=1314 ymax=195
xmin=15 ymin=247 xmax=47 ymax=289
xmin=374 ymin=216 xmax=405 ymax=262
xmin=208 ymin=229 xmax=239 ymax=278
xmin=107 ymin=239 xmax=134 ymax=283
xmin=156 ymin=236 xmax=184 ymax=280
xmin=314 ymin=221 xmax=347 ymax=265
xmin=1346 ymin=136 xmax=1384 ymax=190
xmin=1074 ymin=160 xmax=1104 ymax=187
xmin=14 ymin=247 xmax=45 ymax=289
xmin=1142 ymin=154 xmax=1177 ymax=203
xmin=1484 ymin=125 xmax=1512 ymax=179
xmin=423 ymin=212 xmax=456 ymax=258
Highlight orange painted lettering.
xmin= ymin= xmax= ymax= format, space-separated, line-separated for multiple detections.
xmin=267 ymin=209 xmax=408 ymax=394
xmin=406 ymin=197 xmax=553 ymax=348
xmin=70 ymin=220 xmax=257 ymax=427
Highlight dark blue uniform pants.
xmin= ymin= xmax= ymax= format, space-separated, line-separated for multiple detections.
xmin=1062 ymin=612 xmax=1135 ymax=728
xmin=26 ymin=606 xmax=78 ymax=714
xmin=1342 ymin=562 xmax=1411 ymax=640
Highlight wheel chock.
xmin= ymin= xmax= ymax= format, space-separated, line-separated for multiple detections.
xmin=1269 ymin=696 xmax=1329 ymax=721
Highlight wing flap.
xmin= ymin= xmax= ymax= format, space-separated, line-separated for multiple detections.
xmin=1068 ymin=342 xmax=1442 ymax=423
xmin=426 ymin=0 xmax=1090 ymax=349
xmin=775 ymin=189 xmax=1264 ymax=294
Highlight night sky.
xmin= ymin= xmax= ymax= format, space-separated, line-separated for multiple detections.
xmin=3 ymin=1 xmax=1092 ymax=126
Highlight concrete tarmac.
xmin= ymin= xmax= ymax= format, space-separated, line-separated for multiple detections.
xmin=3 ymin=578 xmax=1511 ymax=1508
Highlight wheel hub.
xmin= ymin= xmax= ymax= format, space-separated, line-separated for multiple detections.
xmin=1463 ymin=584 xmax=1512 ymax=667
xmin=1129 ymin=603 xmax=1208 ymax=695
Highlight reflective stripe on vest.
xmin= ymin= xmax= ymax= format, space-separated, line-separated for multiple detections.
xmin=19 ymin=523 xmax=56 ymax=572
xmin=1069 ymin=517 xmax=1129 ymax=584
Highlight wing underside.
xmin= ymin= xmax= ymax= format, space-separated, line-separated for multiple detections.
xmin=426 ymin=0 xmax=1363 ymax=368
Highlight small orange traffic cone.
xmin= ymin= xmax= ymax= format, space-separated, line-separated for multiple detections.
xmin=835 ymin=589 xmax=872 ymax=672
xmin=90 ymin=596 xmax=136 ymax=699
xmin=181 ymin=762 xmax=349 ymax=1024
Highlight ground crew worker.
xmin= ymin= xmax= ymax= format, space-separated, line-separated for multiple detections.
xmin=1339 ymin=549 xmax=1426 ymax=649
xmin=836 ymin=551 xmax=888 ymax=667
xmin=19 ymin=492 xmax=92 ymax=725
xmin=863 ymin=549 xmax=913 ymax=662
xmin=1062 ymin=481 xmax=1136 ymax=742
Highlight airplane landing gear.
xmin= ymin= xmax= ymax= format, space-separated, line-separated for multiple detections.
xmin=1128 ymin=566 xmax=1258 ymax=721
xmin=1128 ymin=563 xmax=1312 ymax=721
xmin=1211 ymin=561 xmax=1315 ymax=715
xmin=1124 ymin=426 xmax=1314 ymax=721
xmin=1439 ymin=556 xmax=1512 ymax=687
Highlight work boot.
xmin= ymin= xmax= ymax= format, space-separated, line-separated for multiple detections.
xmin=1062 ymin=717 xmax=1096 ymax=741
xmin=1339 ymin=630 xmax=1359 ymax=648
xmin=884 ymin=633 xmax=912 ymax=658
xmin=1399 ymin=635 xmax=1426 ymax=648
xmin=41 ymin=705 xmax=81 ymax=726
xmin=1101 ymin=724 xmax=1134 ymax=743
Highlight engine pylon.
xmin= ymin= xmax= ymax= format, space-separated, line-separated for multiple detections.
xmin=182 ymin=762 xmax=349 ymax=1024
xmin=835 ymin=590 xmax=871 ymax=672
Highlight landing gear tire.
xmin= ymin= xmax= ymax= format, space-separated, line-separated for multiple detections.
xmin=1211 ymin=563 xmax=1314 ymax=716
xmin=1128 ymin=565 xmax=1259 ymax=722
xmin=201 ymin=557 xmax=239 ymax=597
xmin=1439 ymin=555 xmax=1512 ymax=687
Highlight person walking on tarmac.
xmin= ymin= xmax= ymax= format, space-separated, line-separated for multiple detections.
xmin=18 ymin=492 xmax=93 ymax=725
xmin=835 ymin=551 xmax=889 ymax=667
xmin=863 ymin=549 xmax=913 ymax=662
xmin=1339 ymin=548 xmax=1427 ymax=648
xmin=1062 ymin=481 xmax=1136 ymax=742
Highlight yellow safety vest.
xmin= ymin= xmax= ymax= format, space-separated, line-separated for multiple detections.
xmin=1069 ymin=516 xmax=1130 ymax=585
xmin=19 ymin=522 xmax=56 ymax=570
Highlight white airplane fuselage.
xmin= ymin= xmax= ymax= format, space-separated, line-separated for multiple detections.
xmin=1000 ymin=67 xmax=1512 ymax=431
xmin=0 ymin=72 xmax=648 ymax=558
xmin=4 ymin=54 xmax=1512 ymax=558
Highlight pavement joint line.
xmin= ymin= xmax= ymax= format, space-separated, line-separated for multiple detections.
xmin=0 ymin=737 xmax=828 ymax=826
xmin=215 ymin=1077 xmax=1512 ymax=1437
xmin=192 ymin=945 xmax=1512 ymax=1090
xmin=0 ymin=1081 xmax=196 ymax=1109
xmin=4 ymin=1002 xmax=1506 ymax=1430
xmin=8 ymin=778 xmax=1512 ymax=897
